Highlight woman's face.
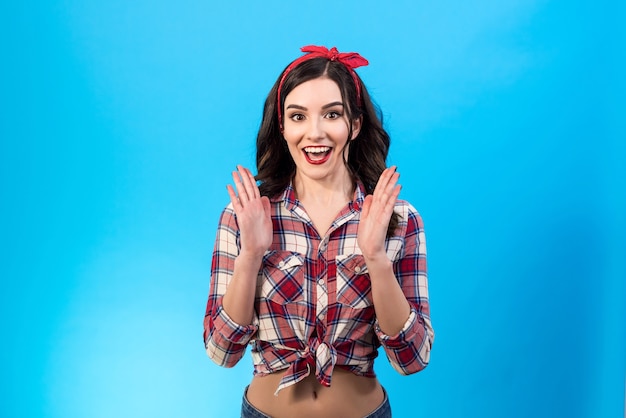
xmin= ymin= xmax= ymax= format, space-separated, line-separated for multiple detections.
xmin=282 ymin=77 xmax=361 ymax=185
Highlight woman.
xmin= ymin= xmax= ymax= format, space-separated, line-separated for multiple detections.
xmin=204 ymin=45 xmax=434 ymax=418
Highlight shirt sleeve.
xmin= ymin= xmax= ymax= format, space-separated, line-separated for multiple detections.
xmin=203 ymin=205 xmax=258 ymax=367
xmin=374 ymin=203 xmax=434 ymax=375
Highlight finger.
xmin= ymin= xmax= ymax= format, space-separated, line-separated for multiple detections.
xmin=385 ymin=171 xmax=400 ymax=197
xmin=391 ymin=183 xmax=401 ymax=200
xmin=379 ymin=179 xmax=400 ymax=213
xmin=374 ymin=171 xmax=399 ymax=208
xmin=237 ymin=165 xmax=257 ymax=201
xmin=384 ymin=184 xmax=401 ymax=213
xmin=372 ymin=175 xmax=400 ymax=222
xmin=361 ymin=195 xmax=373 ymax=219
xmin=367 ymin=187 xmax=398 ymax=231
xmin=226 ymin=184 xmax=242 ymax=211
xmin=232 ymin=169 xmax=249 ymax=203
xmin=243 ymin=166 xmax=261 ymax=199
xmin=382 ymin=170 xmax=400 ymax=200
xmin=373 ymin=166 xmax=396 ymax=197
xmin=371 ymin=168 xmax=390 ymax=196
xmin=261 ymin=196 xmax=272 ymax=217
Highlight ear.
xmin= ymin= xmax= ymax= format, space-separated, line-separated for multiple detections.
xmin=350 ymin=116 xmax=362 ymax=140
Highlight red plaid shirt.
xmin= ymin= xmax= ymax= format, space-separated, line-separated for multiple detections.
xmin=204 ymin=183 xmax=434 ymax=395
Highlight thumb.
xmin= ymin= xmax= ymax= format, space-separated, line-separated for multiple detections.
xmin=261 ymin=196 xmax=272 ymax=217
xmin=361 ymin=195 xmax=372 ymax=218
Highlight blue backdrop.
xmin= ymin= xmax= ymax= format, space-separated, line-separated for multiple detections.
xmin=1 ymin=1 xmax=624 ymax=417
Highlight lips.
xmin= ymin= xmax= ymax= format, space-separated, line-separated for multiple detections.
xmin=303 ymin=146 xmax=332 ymax=165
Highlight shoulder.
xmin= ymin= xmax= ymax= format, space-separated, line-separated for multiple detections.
xmin=394 ymin=200 xmax=424 ymax=226
xmin=390 ymin=200 xmax=427 ymax=258
xmin=216 ymin=202 xmax=238 ymax=229
xmin=219 ymin=202 xmax=236 ymax=216
xmin=391 ymin=200 xmax=425 ymax=244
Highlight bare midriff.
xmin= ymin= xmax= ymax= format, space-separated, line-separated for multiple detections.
xmin=246 ymin=368 xmax=385 ymax=418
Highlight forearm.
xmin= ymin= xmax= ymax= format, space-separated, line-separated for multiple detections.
xmin=222 ymin=251 xmax=263 ymax=326
xmin=368 ymin=254 xmax=433 ymax=375
xmin=362 ymin=202 xmax=433 ymax=374
xmin=366 ymin=255 xmax=411 ymax=336
xmin=204 ymin=250 xmax=261 ymax=367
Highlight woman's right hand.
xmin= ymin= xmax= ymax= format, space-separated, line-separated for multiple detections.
xmin=226 ymin=165 xmax=273 ymax=258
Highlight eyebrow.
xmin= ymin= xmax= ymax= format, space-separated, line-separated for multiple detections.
xmin=285 ymin=101 xmax=344 ymax=111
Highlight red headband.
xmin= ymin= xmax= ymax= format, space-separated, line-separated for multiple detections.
xmin=276 ymin=45 xmax=369 ymax=129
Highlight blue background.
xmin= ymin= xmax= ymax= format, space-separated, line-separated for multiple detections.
xmin=1 ymin=1 xmax=624 ymax=417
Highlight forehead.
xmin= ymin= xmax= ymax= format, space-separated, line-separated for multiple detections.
xmin=284 ymin=77 xmax=342 ymax=104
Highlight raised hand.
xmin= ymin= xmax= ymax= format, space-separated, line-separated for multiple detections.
xmin=357 ymin=166 xmax=401 ymax=261
xmin=226 ymin=165 xmax=273 ymax=258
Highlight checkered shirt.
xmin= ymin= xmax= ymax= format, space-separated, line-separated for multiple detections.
xmin=204 ymin=182 xmax=434 ymax=395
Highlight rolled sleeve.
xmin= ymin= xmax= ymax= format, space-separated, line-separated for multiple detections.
xmin=376 ymin=202 xmax=434 ymax=375
xmin=375 ymin=307 xmax=433 ymax=374
xmin=204 ymin=303 xmax=258 ymax=368
xmin=213 ymin=304 xmax=258 ymax=345
xmin=203 ymin=205 xmax=257 ymax=368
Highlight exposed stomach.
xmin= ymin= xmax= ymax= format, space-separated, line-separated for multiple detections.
xmin=246 ymin=368 xmax=385 ymax=418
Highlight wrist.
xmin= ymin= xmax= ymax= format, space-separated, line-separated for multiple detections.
xmin=236 ymin=250 xmax=265 ymax=268
xmin=363 ymin=253 xmax=392 ymax=273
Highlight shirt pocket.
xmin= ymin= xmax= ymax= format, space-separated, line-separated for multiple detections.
xmin=258 ymin=251 xmax=305 ymax=305
xmin=335 ymin=254 xmax=372 ymax=309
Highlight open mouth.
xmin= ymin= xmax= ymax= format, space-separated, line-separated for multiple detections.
xmin=303 ymin=146 xmax=332 ymax=165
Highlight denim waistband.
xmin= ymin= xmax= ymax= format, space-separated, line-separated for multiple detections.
xmin=240 ymin=386 xmax=391 ymax=418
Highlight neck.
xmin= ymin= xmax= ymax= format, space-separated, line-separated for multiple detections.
xmin=293 ymin=170 xmax=354 ymax=206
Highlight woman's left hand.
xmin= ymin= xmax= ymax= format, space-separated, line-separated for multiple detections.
xmin=357 ymin=166 xmax=401 ymax=261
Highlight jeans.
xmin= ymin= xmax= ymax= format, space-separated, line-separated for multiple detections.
xmin=241 ymin=386 xmax=392 ymax=418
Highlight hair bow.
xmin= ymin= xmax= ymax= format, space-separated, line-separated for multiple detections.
xmin=299 ymin=45 xmax=369 ymax=70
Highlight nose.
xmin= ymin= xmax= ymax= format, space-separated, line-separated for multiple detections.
xmin=305 ymin=117 xmax=324 ymax=141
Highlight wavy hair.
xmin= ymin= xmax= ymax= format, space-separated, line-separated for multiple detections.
xmin=255 ymin=57 xmax=399 ymax=235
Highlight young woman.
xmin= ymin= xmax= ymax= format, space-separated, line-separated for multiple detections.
xmin=204 ymin=45 xmax=434 ymax=418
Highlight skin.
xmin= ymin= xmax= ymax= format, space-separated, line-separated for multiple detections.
xmin=221 ymin=77 xmax=411 ymax=417
xmin=282 ymin=77 xmax=360 ymax=237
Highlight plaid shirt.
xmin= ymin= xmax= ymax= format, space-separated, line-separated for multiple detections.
xmin=204 ymin=182 xmax=434 ymax=395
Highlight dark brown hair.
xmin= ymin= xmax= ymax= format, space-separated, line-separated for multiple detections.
xmin=255 ymin=57 xmax=399 ymax=235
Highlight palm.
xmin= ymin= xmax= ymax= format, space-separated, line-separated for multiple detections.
xmin=357 ymin=167 xmax=401 ymax=259
xmin=227 ymin=165 xmax=273 ymax=257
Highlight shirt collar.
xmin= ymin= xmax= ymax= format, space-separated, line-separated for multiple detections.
xmin=272 ymin=181 xmax=366 ymax=212
xmin=351 ymin=181 xmax=366 ymax=212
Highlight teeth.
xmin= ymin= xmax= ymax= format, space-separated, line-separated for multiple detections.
xmin=304 ymin=146 xmax=331 ymax=154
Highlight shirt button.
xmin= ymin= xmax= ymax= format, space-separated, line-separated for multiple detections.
xmin=354 ymin=266 xmax=362 ymax=273
xmin=278 ymin=261 xmax=285 ymax=268
xmin=319 ymin=313 xmax=325 ymax=320
xmin=319 ymin=279 xmax=325 ymax=285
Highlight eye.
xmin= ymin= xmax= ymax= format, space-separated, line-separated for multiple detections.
xmin=326 ymin=110 xmax=343 ymax=119
xmin=289 ymin=113 xmax=305 ymax=121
